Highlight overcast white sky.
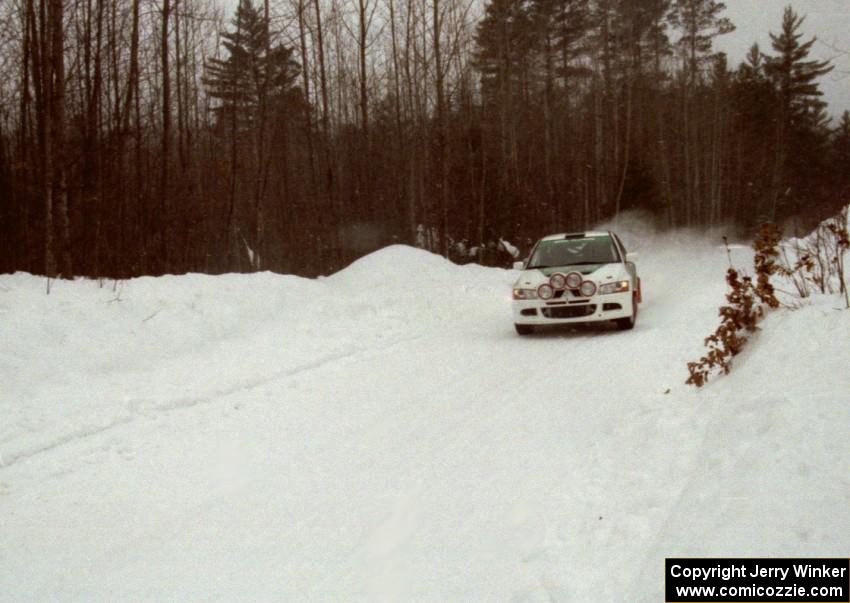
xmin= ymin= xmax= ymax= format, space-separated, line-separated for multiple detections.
xmin=716 ymin=0 xmax=850 ymax=116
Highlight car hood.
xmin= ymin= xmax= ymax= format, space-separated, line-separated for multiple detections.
xmin=513 ymin=263 xmax=629 ymax=288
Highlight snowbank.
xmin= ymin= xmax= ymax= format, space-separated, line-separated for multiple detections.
xmin=0 ymin=250 xmax=512 ymax=470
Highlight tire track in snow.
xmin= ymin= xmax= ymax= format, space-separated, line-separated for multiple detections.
xmin=0 ymin=332 xmax=426 ymax=471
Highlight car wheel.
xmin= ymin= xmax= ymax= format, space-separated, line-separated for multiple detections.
xmin=515 ymin=324 xmax=535 ymax=335
xmin=615 ymin=293 xmax=638 ymax=330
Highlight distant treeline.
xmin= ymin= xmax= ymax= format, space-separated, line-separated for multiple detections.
xmin=0 ymin=0 xmax=848 ymax=278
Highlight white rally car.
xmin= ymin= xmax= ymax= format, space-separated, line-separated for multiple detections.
xmin=511 ymin=231 xmax=641 ymax=335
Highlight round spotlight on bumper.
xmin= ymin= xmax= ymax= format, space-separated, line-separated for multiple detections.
xmin=549 ymin=272 xmax=567 ymax=289
xmin=566 ymin=271 xmax=583 ymax=289
xmin=579 ymin=280 xmax=597 ymax=297
xmin=537 ymin=283 xmax=555 ymax=300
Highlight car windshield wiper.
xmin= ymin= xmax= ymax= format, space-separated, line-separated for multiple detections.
xmin=563 ymin=260 xmax=606 ymax=266
xmin=527 ymin=260 xmax=608 ymax=269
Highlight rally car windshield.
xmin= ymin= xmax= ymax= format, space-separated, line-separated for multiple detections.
xmin=527 ymin=236 xmax=619 ymax=269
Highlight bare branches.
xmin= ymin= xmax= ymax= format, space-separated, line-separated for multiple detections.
xmin=0 ymin=0 xmax=848 ymax=280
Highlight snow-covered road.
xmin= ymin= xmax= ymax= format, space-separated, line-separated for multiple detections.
xmin=2 ymin=229 xmax=848 ymax=601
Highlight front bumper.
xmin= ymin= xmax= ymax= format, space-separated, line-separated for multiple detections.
xmin=512 ymin=290 xmax=633 ymax=325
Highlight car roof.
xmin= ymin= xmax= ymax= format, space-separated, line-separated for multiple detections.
xmin=540 ymin=231 xmax=610 ymax=241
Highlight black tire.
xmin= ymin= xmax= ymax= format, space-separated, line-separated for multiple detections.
xmin=515 ymin=323 xmax=535 ymax=335
xmin=615 ymin=293 xmax=638 ymax=330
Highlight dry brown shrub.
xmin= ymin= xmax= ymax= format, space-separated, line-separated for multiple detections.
xmin=686 ymin=225 xmax=782 ymax=387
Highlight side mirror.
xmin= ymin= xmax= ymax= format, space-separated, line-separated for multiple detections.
xmin=626 ymin=252 xmax=639 ymax=262
xmin=513 ymin=261 xmax=525 ymax=270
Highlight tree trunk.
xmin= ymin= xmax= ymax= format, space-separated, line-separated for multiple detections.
xmin=159 ymin=0 xmax=171 ymax=272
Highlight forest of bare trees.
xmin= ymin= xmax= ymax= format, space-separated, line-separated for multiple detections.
xmin=1 ymin=0 xmax=848 ymax=279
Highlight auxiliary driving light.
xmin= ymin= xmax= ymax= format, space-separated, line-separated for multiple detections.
xmin=537 ymin=283 xmax=555 ymax=300
xmin=549 ymin=272 xmax=567 ymax=289
xmin=565 ymin=271 xmax=583 ymax=289
xmin=579 ymin=280 xmax=597 ymax=297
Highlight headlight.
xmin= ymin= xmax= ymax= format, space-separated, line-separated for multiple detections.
xmin=512 ymin=288 xmax=538 ymax=300
xmin=565 ymin=271 xmax=583 ymax=289
xmin=599 ymin=280 xmax=630 ymax=294
xmin=549 ymin=272 xmax=566 ymax=289
xmin=579 ymin=280 xmax=597 ymax=297
xmin=537 ymin=283 xmax=555 ymax=300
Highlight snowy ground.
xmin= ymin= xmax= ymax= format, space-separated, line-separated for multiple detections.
xmin=1 ymin=227 xmax=849 ymax=602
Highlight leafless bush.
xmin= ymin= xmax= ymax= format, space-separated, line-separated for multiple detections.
xmin=777 ymin=207 xmax=850 ymax=307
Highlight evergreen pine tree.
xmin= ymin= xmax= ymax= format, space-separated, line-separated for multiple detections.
xmin=474 ymin=0 xmax=535 ymax=104
xmin=831 ymin=111 xmax=850 ymax=195
xmin=529 ymin=0 xmax=590 ymax=82
xmin=204 ymin=0 xmax=300 ymax=133
xmin=766 ymin=8 xmax=833 ymax=119
xmin=764 ymin=6 xmax=833 ymax=219
xmin=668 ymin=0 xmax=734 ymax=81
xmin=730 ymin=44 xmax=777 ymax=223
